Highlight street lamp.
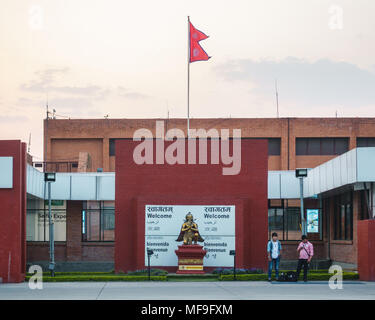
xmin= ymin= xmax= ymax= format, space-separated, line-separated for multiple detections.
xmin=44 ymin=172 xmax=56 ymax=277
xmin=295 ymin=168 xmax=308 ymax=236
xmin=229 ymin=250 xmax=236 ymax=281
xmin=146 ymin=248 xmax=154 ymax=281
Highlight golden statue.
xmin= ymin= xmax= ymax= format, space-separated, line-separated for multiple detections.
xmin=176 ymin=213 xmax=204 ymax=245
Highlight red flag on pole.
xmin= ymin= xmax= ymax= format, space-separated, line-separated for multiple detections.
xmin=189 ymin=21 xmax=210 ymax=63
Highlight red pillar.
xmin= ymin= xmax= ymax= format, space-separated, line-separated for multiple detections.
xmin=0 ymin=140 xmax=27 ymax=283
xmin=358 ymin=219 xmax=375 ymax=281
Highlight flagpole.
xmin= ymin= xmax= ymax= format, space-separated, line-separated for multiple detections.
xmin=187 ymin=16 xmax=190 ymax=138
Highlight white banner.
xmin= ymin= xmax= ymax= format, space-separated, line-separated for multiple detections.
xmin=145 ymin=205 xmax=235 ymax=267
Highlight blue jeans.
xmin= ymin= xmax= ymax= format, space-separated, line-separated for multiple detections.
xmin=268 ymin=257 xmax=280 ymax=279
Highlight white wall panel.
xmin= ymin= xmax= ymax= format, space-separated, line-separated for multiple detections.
xmin=340 ymin=153 xmax=348 ymax=186
xmin=280 ymin=171 xmax=300 ymax=198
xmin=97 ymin=175 xmax=115 ymax=200
xmin=25 ymin=148 xmax=375 ymax=201
xmin=333 ymin=157 xmax=341 ymax=188
xmin=26 ymin=164 xmax=44 ymax=198
xmin=357 ymin=148 xmax=375 ymax=182
xmin=71 ymin=175 xmax=97 ymax=200
xmin=50 ymin=174 xmax=71 ymax=200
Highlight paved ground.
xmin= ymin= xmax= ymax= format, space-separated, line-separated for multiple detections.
xmin=0 ymin=281 xmax=374 ymax=300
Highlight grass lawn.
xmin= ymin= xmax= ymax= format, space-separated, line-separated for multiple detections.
xmin=24 ymin=270 xmax=359 ymax=282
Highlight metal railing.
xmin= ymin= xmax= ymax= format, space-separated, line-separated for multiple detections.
xmin=32 ymin=161 xmax=79 ymax=173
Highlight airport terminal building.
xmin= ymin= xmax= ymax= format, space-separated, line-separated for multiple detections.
xmin=1 ymin=117 xmax=375 ymax=282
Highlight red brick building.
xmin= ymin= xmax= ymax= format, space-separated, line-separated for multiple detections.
xmin=24 ymin=117 xmax=375 ymax=273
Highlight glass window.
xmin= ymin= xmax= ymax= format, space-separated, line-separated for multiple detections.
xmin=296 ymin=138 xmax=349 ymax=155
xmin=296 ymin=138 xmax=307 ymax=155
xmin=82 ymin=201 xmax=115 ymax=241
xmin=26 ymin=199 xmax=66 ymax=241
xmin=285 ymin=207 xmax=302 ymax=240
xmin=357 ymin=137 xmax=375 ymax=148
xmin=333 ymin=192 xmax=353 ymax=240
xmin=109 ymin=139 xmax=116 ymax=156
xmin=321 ymin=138 xmax=334 ymax=155
xmin=109 ymin=139 xmax=130 ymax=156
xmin=307 ymin=138 xmax=321 ymax=155
xmin=268 ymin=208 xmax=284 ymax=239
xmin=335 ymin=138 xmax=349 ymax=155
xmin=268 ymin=202 xmax=319 ymax=241
xmin=268 ymin=138 xmax=281 ymax=156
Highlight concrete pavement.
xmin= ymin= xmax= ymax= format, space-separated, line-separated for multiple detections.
xmin=0 ymin=281 xmax=374 ymax=300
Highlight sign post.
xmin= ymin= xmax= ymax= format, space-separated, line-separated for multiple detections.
xmin=44 ymin=172 xmax=56 ymax=276
xmin=230 ymin=250 xmax=236 ymax=280
xmin=295 ymin=169 xmax=308 ymax=236
xmin=147 ymin=248 xmax=154 ymax=281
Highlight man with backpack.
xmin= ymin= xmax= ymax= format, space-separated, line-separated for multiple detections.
xmin=267 ymin=232 xmax=282 ymax=281
xmin=296 ymin=235 xmax=314 ymax=282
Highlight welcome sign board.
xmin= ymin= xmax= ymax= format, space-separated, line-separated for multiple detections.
xmin=145 ymin=205 xmax=235 ymax=267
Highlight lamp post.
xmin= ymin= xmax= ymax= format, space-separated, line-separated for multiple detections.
xmin=44 ymin=172 xmax=56 ymax=277
xmin=295 ymin=169 xmax=308 ymax=236
xmin=229 ymin=250 xmax=236 ymax=280
xmin=146 ymin=248 xmax=154 ymax=281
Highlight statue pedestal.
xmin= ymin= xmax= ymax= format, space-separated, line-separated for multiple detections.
xmin=175 ymin=244 xmax=207 ymax=274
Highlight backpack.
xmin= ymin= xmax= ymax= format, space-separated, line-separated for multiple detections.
xmin=278 ymin=271 xmax=297 ymax=282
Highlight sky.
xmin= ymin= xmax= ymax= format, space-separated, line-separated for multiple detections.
xmin=0 ymin=0 xmax=375 ymax=160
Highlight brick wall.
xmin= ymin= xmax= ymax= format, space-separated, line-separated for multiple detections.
xmin=281 ymin=242 xmax=326 ymax=260
xmin=44 ymin=117 xmax=375 ymax=172
xmin=115 ymin=139 xmax=268 ymax=272
xmin=66 ymin=201 xmax=83 ymax=261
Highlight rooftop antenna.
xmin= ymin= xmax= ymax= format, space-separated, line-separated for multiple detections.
xmin=52 ymin=109 xmax=56 ymax=119
xmin=46 ymin=93 xmax=49 ymax=119
xmin=28 ymin=133 xmax=31 ymax=153
xmin=166 ymin=100 xmax=170 ymax=132
xmin=275 ymin=79 xmax=279 ymax=118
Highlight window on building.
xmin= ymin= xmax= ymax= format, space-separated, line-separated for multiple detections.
xmin=109 ymin=138 xmax=132 ymax=156
xmin=243 ymin=138 xmax=281 ymax=156
xmin=268 ymin=201 xmax=320 ymax=240
xmin=26 ymin=199 xmax=67 ymax=241
xmin=357 ymin=137 xmax=375 ymax=147
xmin=333 ymin=192 xmax=353 ymax=240
xmin=268 ymin=138 xmax=281 ymax=156
xmin=268 ymin=208 xmax=284 ymax=239
xmin=268 ymin=202 xmax=303 ymax=240
xmin=82 ymin=201 xmax=115 ymax=241
xmin=296 ymin=138 xmax=349 ymax=156
xmin=285 ymin=207 xmax=302 ymax=240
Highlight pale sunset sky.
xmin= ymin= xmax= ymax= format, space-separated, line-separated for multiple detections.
xmin=0 ymin=0 xmax=375 ymax=160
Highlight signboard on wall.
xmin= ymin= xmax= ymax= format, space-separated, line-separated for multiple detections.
xmin=145 ymin=205 xmax=235 ymax=267
xmin=307 ymin=209 xmax=319 ymax=233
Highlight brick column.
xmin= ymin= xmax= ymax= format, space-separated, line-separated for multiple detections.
xmin=358 ymin=219 xmax=375 ymax=281
xmin=102 ymin=138 xmax=110 ymax=172
xmin=66 ymin=201 xmax=83 ymax=261
xmin=280 ymin=119 xmax=289 ymax=170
